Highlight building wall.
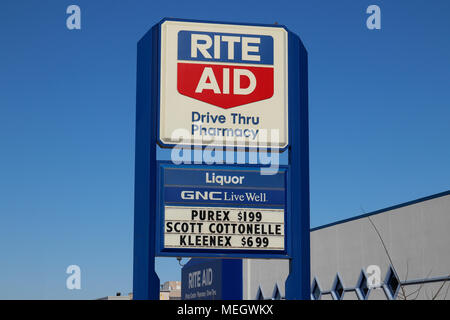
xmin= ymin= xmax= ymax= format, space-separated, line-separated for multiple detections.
xmin=243 ymin=192 xmax=450 ymax=300
xmin=242 ymin=259 xmax=289 ymax=300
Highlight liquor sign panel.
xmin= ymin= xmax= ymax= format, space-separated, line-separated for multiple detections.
xmin=157 ymin=165 xmax=287 ymax=255
xmin=159 ymin=20 xmax=288 ymax=148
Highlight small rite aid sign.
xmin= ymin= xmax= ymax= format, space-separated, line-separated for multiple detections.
xmin=159 ymin=20 xmax=288 ymax=148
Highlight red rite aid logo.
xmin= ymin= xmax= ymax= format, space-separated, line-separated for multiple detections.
xmin=177 ymin=31 xmax=274 ymax=109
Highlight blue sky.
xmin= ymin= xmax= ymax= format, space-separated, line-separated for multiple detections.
xmin=0 ymin=1 xmax=449 ymax=299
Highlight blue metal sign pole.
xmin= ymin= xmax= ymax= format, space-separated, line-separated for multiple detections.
xmin=133 ymin=25 xmax=160 ymax=300
xmin=284 ymin=32 xmax=310 ymax=300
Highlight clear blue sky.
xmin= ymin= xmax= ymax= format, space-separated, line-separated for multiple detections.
xmin=0 ymin=1 xmax=449 ymax=299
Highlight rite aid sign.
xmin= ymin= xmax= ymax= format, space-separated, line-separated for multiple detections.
xmin=135 ymin=18 xmax=310 ymax=299
xmin=159 ymin=20 xmax=288 ymax=148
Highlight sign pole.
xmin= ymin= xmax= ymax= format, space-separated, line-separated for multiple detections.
xmin=285 ymin=32 xmax=310 ymax=300
xmin=133 ymin=25 xmax=160 ymax=300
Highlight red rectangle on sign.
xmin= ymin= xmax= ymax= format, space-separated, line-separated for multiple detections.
xmin=177 ymin=63 xmax=274 ymax=109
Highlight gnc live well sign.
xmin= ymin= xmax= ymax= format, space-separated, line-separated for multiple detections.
xmin=159 ymin=20 xmax=288 ymax=148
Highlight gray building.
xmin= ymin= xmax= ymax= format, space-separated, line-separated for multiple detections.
xmin=243 ymin=190 xmax=450 ymax=300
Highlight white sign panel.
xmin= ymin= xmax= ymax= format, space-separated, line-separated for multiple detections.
xmin=159 ymin=20 xmax=289 ymax=148
xmin=164 ymin=206 xmax=285 ymax=250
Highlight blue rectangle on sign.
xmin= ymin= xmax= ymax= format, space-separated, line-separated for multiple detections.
xmin=181 ymin=258 xmax=243 ymax=300
xmin=164 ymin=167 xmax=285 ymax=189
xmin=162 ymin=166 xmax=286 ymax=209
xmin=165 ymin=186 xmax=285 ymax=207
xmin=178 ymin=31 xmax=274 ymax=65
